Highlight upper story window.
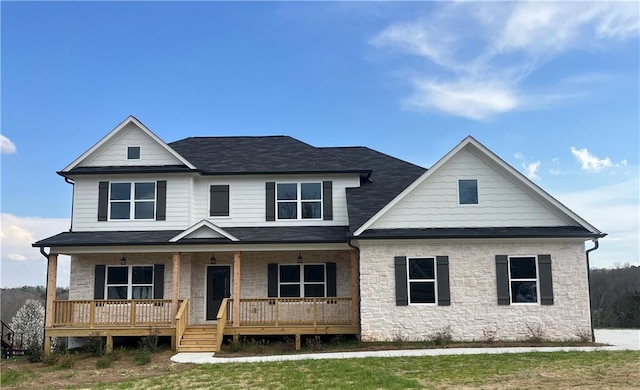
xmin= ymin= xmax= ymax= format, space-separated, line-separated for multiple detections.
xmin=110 ymin=182 xmax=156 ymax=220
xmin=127 ymin=146 xmax=141 ymax=160
xmin=106 ymin=265 xmax=153 ymax=299
xmin=458 ymin=179 xmax=478 ymax=205
xmin=276 ymin=182 xmax=322 ymax=220
xmin=509 ymin=256 xmax=539 ymax=304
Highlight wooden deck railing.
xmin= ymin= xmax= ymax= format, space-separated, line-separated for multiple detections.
xmin=228 ymin=298 xmax=352 ymax=326
xmin=52 ymin=300 xmax=173 ymax=328
xmin=175 ymin=299 xmax=189 ymax=342
xmin=216 ymin=298 xmax=229 ymax=350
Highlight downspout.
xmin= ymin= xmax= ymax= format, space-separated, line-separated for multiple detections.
xmin=39 ymin=247 xmax=50 ymax=350
xmin=64 ymin=177 xmax=75 ymax=231
xmin=347 ymin=238 xmax=361 ymax=340
xmin=585 ymin=239 xmax=599 ymax=342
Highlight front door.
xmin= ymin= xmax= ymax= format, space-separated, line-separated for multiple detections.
xmin=206 ymin=265 xmax=231 ymax=321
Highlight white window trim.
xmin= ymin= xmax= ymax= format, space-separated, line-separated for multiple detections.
xmin=457 ymin=178 xmax=479 ymax=206
xmin=209 ymin=183 xmax=232 ymax=219
xmin=278 ymin=263 xmax=326 ymax=298
xmin=108 ymin=181 xmax=157 ymax=221
xmin=508 ymin=255 xmax=540 ymax=305
xmin=407 ymin=257 xmax=438 ymax=305
xmin=127 ymin=146 xmax=141 ymax=160
xmin=275 ymin=182 xmax=323 ymax=221
xmin=105 ymin=264 xmax=154 ymax=300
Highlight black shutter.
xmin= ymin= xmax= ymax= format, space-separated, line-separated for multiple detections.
xmin=496 ymin=255 xmax=510 ymax=305
xmin=436 ymin=256 xmax=450 ymax=306
xmin=394 ymin=256 xmax=408 ymax=306
xmin=94 ymin=265 xmax=106 ymax=299
xmin=210 ymin=185 xmax=230 ymax=216
xmin=323 ymin=181 xmax=333 ymax=221
xmin=153 ymin=264 xmax=165 ymax=299
xmin=538 ymin=255 xmax=554 ymax=305
xmin=268 ymin=263 xmax=278 ymax=297
xmin=266 ymin=182 xmax=275 ymax=221
xmin=156 ymin=181 xmax=167 ymax=221
xmin=98 ymin=182 xmax=109 ymax=221
xmin=326 ymin=262 xmax=337 ymax=297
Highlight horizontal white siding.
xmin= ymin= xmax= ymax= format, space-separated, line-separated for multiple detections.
xmin=370 ymin=149 xmax=571 ymax=229
xmin=72 ymin=174 xmax=193 ymax=231
xmin=192 ymin=174 xmax=359 ymax=227
xmin=82 ymin=123 xmax=183 ymax=167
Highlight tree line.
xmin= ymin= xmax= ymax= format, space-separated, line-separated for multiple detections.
xmin=590 ymin=265 xmax=640 ymax=328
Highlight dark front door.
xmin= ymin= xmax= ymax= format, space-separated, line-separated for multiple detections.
xmin=206 ymin=266 xmax=231 ymax=321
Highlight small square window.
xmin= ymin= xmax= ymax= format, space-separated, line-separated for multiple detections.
xmin=459 ymin=179 xmax=478 ymax=205
xmin=127 ymin=146 xmax=141 ymax=160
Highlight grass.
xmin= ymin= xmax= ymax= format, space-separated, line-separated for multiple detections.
xmin=89 ymin=350 xmax=640 ymax=390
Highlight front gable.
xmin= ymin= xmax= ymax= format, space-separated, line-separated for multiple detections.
xmin=61 ymin=116 xmax=195 ymax=172
xmin=356 ymin=136 xmax=602 ymax=235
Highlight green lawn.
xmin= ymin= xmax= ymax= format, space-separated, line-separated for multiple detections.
xmin=91 ymin=350 xmax=640 ymax=390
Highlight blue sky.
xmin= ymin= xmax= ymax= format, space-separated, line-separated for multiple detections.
xmin=1 ymin=1 xmax=638 ymax=287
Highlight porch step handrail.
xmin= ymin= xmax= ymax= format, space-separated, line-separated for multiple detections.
xmin=215 ymin=298 xmax=229 ymax=350
xmin=175 ymin=299 xmax=189 ymax=344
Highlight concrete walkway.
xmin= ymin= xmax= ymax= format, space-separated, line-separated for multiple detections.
xmin=171 ymin=329 xmax=639 ymax=364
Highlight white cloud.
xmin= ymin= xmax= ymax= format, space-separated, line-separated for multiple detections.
xmin=0 ymin=134 xmax=17 ymax=154
xmin=1 ymin=214 xmax=71 ymax=287
xmin=514 ymin=152 xmax=541 ymax=180
xmin=570 ymin=146 xmax=626 ymax=172
xmin=370 ymin=2 xmax=639 ymax=120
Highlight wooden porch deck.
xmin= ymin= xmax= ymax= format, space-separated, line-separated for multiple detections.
xmin=46 ymin=297 xmax=358 ymax=353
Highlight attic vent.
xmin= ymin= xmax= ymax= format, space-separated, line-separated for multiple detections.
xmin=127 ymin=146 xmax=141 ymax=160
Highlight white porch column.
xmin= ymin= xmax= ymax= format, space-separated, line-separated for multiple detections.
xmin=171 ymin=252 xmax=181 ymax=324
xmin=233 ymin=251 xmax=241 ymax=326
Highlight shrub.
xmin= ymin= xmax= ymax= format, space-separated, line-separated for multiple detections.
xmin=524 ymin=322 xmax=547 ymax=343
xmin=96 ymin=355 xmax=113 ymax=369
xmin=86 ymin=333 xmax=106 ymax=357
xmin=139 ymin=328 xmax=159 ymax=352
xmin=483 ymin=326 xmax=499 ymax=343
xmin=134 ymin=348 xmax=152 ymax=366
xmin=429 ymin=326 xmax=453 ymax=346
xmin=305 ymin=335 xmax=323 ymax=351
xmin=42 ymin=353 xmax=59 ymax=366
xmin=57 ymin=354 xmax=76 ymax=369
xmin=52 ymin=337 xmax=68 ymax=355
xmin=25 ymin=343 xmax=44 ymax=363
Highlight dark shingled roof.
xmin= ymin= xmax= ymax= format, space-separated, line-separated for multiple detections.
xmin=33 ymin=227 xmax=350 ymax=248
xmin=168 ymin=136 xmax=369 ymax=174
xmin=357 ymin=226 xmax=606 ymax=239
xmin=60 ymin=165 xmax=196 ymax=176
xmin=319 ymin=147 xmax=426 ymax=233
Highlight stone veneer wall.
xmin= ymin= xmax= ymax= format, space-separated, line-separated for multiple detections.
xmin=188 ymin=250 xmax=352 ymax=324
xmin=358 ymin=239 xmax=591 ymax=342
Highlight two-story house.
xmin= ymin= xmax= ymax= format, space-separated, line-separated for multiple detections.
xmin=34 ymin=116 xmax=605 ymax=353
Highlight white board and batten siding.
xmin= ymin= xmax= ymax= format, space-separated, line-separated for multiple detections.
xmin=81 ymin=123 xmax=183 ymax=167
xmin=72 ymin=175 xmax=193 ymax=231
xmin=370 ymin=148 xmax=573 ymax=229
xmin=192 ymin=174 xmax=360 ymax=227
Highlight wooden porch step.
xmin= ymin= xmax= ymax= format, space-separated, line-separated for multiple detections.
xmin=178 ymin=325 xmax=219 ymax=352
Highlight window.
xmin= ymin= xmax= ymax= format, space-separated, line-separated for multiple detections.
xmin=407 ymin=257 xmax=436 ymax=304
xmin=276 ymin=182 xmax=322 ymax=220
xmin=210 ymin=185 xmax=230 ymax=217
xmin=109 ymin=182 xmax=156 ymax=220
xmin=278 ymin=264 xmax=326 ymax=297
xmin=458 ymin=179 xmax=478 ymax=205
xmin=106 ymin=266 xmax=153 ymax=299
xmin=127 ymin=146 xmax=141 ymax=160
xmin=509 ymin=256 xmax=538 ymax=303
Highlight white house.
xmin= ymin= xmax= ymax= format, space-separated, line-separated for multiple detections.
xmin=34 ymin=116 xmax=604 ymax=352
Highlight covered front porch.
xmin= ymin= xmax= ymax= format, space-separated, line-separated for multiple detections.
xmin=43 ymin=248 xmax=359 ymax=353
